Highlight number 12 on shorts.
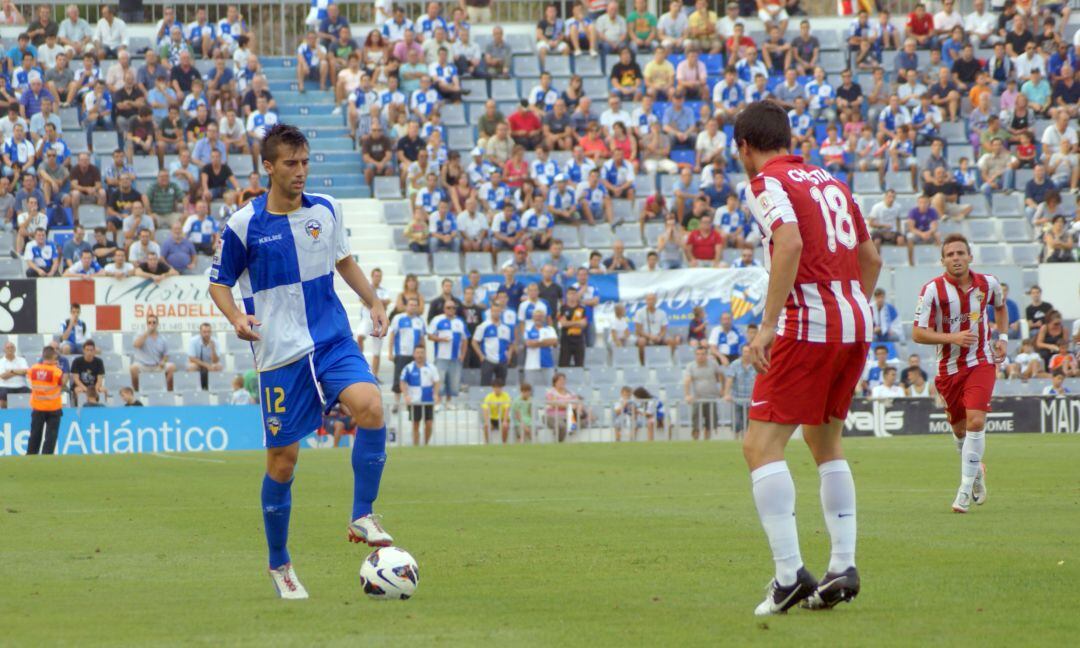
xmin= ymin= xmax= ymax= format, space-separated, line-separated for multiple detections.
xmin=265 ymin=387 xmax=286 ymax=413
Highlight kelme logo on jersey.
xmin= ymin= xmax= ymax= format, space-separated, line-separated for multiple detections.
xmin=304 ymin=219 xmax=322 ymax=240
xmin=266 ymin=416 xmax=282 ymax=436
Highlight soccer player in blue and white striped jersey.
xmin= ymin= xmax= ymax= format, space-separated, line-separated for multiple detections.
xmin=208 ymin=125 xmax=392 ymax=600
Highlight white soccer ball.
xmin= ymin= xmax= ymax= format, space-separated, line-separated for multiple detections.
xmin=359 ymin=547 xmax=419 ymax=600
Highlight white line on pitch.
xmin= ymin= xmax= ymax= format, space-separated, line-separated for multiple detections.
xmin=151 ymin=453 xmax=227 ymax=464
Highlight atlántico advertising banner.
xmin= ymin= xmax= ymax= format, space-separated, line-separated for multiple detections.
xmin=476 ymin=267 xmax=769 ymax=330
xmin=0 ymin=405 xmax=265 ymax=457
xmin=25 ymin=277 xmax=236 ymax=334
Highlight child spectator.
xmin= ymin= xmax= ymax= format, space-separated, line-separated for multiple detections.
xmin=612 ymin=385 xmax=637 ymax=442
xmin=482 ymin=377 xmax=511 ymax=444
xmin=229 ymin=374 xmax=253 ymax=404
xmin=687 ymin=305 xmax=708 ymax=348
xmin=510 ymin=382 xmax=534 ymax=443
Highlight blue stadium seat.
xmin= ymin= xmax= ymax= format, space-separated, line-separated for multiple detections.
xmin=670 ymin=149 xmax=695 ymax=166
xmin=383 ymin=201 xmax=410 ymax=225
xmin=583 ymin=225 xmax=614 ymax=248
xmin=573 ymin=56 xmax=603 ymax=78
xmin=884 ymin=173 xmax=914 ymax=193
xmin=513 ymin=55 xmax=541 ymax=77
xmin=852 ymin=172 xmax=881 ymax=193
xmin=392 ymin=229 xmax=409 ymax=251
xmin=1000 ymin=220 xmax=1032 ymax=242
xmin=614 ymin=224 xmax=643 ymax=247
xmin=612 ymin=346 xmax=639 ymax=367
xmin=373 ymin=177 xmax=403 ymax=200
xmin=442 ymin=103 xmax=467 ymax=126
xmin=880 ymin=246 xmax=909 ymax=267
xmin=1010 ymin=243 xmax=1041 ymax=266
xmin=490 ymin=79 xmax=520 ymax=101
xmin=448 ymin=126 xmax=475 ymax=151
xmin=139 ymin=373 xmax=167 ymax=393
xmin=974 ymin=245 xmax=1008 ymax=265
xmin=644 ymin=346 xmax=672 ymax=367
xmin=964 ymin=220 xmax=998 ymax=243
xmin=174 ymin=372 xmax=203 ymax=392
xmin=461 ymin=78 xmax=488 ymax=98
xmin=553 ymin=224 xmax=582 ymax=247
xmin=611 ymin=200 xmax=635 ymax=225
xmin=182 ymin=392 xmax=213 ymax=406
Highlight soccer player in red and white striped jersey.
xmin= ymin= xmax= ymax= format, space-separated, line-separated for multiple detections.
xmin=735 ymin=101 xmax=883 ymax=616
xmin=912 ymin=233 xmax=1008 ymax=514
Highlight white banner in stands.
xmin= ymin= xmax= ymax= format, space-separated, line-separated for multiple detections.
xmin=35 ymin=277 xmax=237 ymax=334
xmin=1037 ymin=264 xmax=1080 ymax=320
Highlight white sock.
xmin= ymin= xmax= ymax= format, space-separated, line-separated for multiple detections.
xmin=751 ymin=461 xmax=802 ymax=586
xmin=818 ymin=460 xmax=857 ymax=573
xmin=960 ymin=431 xmax=985 ymax=493
xmin=952 ymin=433 xmax=964 ymax=453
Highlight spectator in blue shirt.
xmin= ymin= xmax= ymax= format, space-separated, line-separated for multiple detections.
xmin=661 ymin=91 xmax=696 ymax=149
xmin=987 ymin=282 xmax=1023 ymax=339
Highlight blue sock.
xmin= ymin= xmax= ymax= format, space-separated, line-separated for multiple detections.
xmin=261 ymin=474 xmax=293 ymax=570
xmin=352 ymin=426 xmax=387 ymax=520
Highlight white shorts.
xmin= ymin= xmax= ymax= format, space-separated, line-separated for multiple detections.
xmin=356 ymin=310 xmax=385 ymax=354
xmin=758 ymin=7 xmax=789 ymax=23
xmin=537 ymin=41 xmax=569 ymax=53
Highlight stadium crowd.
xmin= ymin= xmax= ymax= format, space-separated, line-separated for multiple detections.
xmin=0 ymin=1 xmax=1076 ymax=432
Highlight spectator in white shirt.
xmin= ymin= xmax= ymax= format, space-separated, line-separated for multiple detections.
xmin=871 ymin=366 xmax=906 ymax=399
xmin=964 ymin=0 xmax=999 ymax=47
xmin=633 ymin=292 xmax=680 ymax=362
xmin=94 ymin=6 xmax=129 ymax=60
xmin=0 ymin=340 xmax=30 ymax=409
xmin=102 ymin=248 xmax=135 ymax=278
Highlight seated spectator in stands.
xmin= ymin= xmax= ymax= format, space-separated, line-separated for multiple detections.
xmin=3 ymin=123 xmax=35 ymax=179
xmin=22 ymin=225 xmax=59 ymax=275
xmin=557 ymin=290 xmax=588 ymax=368
xmin=118 ymin=386 xmax=142 ymax=406
xmin=609 ymin=303 xmax=632 ymax=347
xmin=675 ymin=47 xmax=708 ymax=102
xmin=127 ymin=225 xmax=160 ymax=264
xmin=101 ymin=248 xmax=134 ymax=279
xmin=134 ymin=250 xmax=178 ymax=284
xmin=478 ymin=25 xmax=511 ymax=78
xmin=655 ymin=212 xmax=686 ymax=270
xmin=59 ymin=225 xmax=90 ymax=270
xmin=787 ymin=96 xmax=814 ymax=149
xmin=644 ymin=45 xmax=675 ymax=100
xmin=542 ymin=239 xmax=573 ymax=279
xmin=662 ymin=91 xmax=696 ymax=150
xmin=1042 ymin=215 xmax=1075 ymax=262
xmin=0 ymin=340 xmax=29 ymax=409
xmin=609 ymin=47 xmax=643 ymax=102
xmin=429 ymin=200 xmax=460 ymax=252
xmin=1035 ymin=311 xmax=1071 ymax=370
xmin=978 ymin=137 xmax=1014 ymax=202
xmin=542 ymin=100 xmax=574 ymax=152
xmin=130 ymin=314 xmax=175 ymax=392
xmin=684 ymin=214 xmax=724 ymax=267
xmin=15 ymin=196 xmax=47 ymax=255
xmin=186 ymin=322 xmax=222 ymax=390
xmin=159 ymin=221 xmax=196 ymax=275
xmin=535 ymin=3 xmax=569 ymax=67
xmin=600 ymin=147 xmax=635 ymax=200
xmin=603 ymin=240 xmax=636 ymax=272
xmin=1006 ymin=339 xmax=1045 ymax=380
xmin=1022 ymin=163 xmax=1057 ymax=220
xmin=245 ymin=95 xmax=279 ymax=164
xmin=924 ymin=166 xmax=972 ymax=222
xmin=106 ymin=173 xmax=146 ymax=235
xmin=707 ymin=311 xmax=743 ymax=365
xmin=456 ymin=196 xmax=489 ymax=252
xmin=905 ymin=194 xmax=942 ymax=264
xmin=867 ymin=189 xmax=907 ymax=250
xmin=90 ymin=226 xmax=115 ymax=264
xmin=403 ymin=206 xmax=429 ymax=253
xmin=491 ymin=202 xmax=526 ymax=252
xmin=656 ymin=1 xmax=687 ymax=52
xmin=238 ymin=172 xmax=266 ymax=205
xmin=685 ymin=0 xmax=720 ymax=53
xmin=360 ymin=120 xmax=394 ymax=187
xmin=200 ymin=149 xmax=239 ymax=203
xmin=183 ymin=200 xmax=218 ymax=255
xmin=70 ymin=338 xmax=107 ymax=405
xmin=191 ymin=121 xmax=226 ymax=167
xmin=144 ymin=170 xmax=181 ymax=225
xmin=295 ymin=31 xmax=329 ymax=93
xmin=713 ymin=193 xmax=745 ymax=248
xmin=634 ymin=292 xmax=679 ymax=362
xmin=595 ymin=1 xmax=631 ymax=56
xmin=575 ymin=168 xmax=612 ymax=226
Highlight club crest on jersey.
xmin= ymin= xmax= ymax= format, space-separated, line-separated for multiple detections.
xmin=266 ymin=416 xmax=282 ymax=436
xmin=304 ymin=219 xmax=322 ymax=240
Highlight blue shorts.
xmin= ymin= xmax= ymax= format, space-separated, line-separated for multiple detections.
xmin=258 ymin=336 xmax=377 ymax=448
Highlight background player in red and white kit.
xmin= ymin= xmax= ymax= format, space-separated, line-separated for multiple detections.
xmin=912 ymin=234 xmax=1007 ymax=514
xmin=736 ymin=100 xmax=882 ymax=616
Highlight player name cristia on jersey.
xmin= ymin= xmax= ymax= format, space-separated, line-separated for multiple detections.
xmin=783 ymin=167 xmax=837 ymax=185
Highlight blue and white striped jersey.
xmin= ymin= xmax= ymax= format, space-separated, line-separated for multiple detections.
xmin=388 ymin=312 xmax=426 ymax=357
xmin=517 ymin=299 xmax=548 ymax=323
xmin=429 ymin=314 xmax=467 ymax=361
xmin=209 ymin=193 xmax=353 ymax=371
xmin=401 ymin=361 xmax=439 ymax=402
xmin=708 ymin=326 xmax=744 ymax=356
xmin=472 ymin=320 xmax=512 ymax=363
xmin=523 ymin=323 xmax=557 ymax=369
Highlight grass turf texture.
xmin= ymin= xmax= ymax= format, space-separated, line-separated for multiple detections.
xmin=3 ymin=434 xmax=1078 ymax=646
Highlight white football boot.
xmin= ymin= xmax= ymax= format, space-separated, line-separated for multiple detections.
xmin=951 ymin=490 xmax=972 ymax=514
xmin=972 ymin=463 xmax=987 ymax=505
xmin=347 ymin=514 xmax=394 ymax=547
xmin=269 ymin=563 xmax=309 ymax=600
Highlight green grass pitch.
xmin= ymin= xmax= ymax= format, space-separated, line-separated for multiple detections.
xmin=3 ymin=434 xmax=1079 ymax=646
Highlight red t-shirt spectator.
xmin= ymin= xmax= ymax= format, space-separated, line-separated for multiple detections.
xmin=906 ymin=12 xmax=933 ymax=37
xmin=507 ymin=109 xmax=542 ymax=135
xmin=686 ymin=227 xmax=724 ymax=261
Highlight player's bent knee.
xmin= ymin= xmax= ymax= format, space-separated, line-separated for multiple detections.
xmin=966 ymin=413 xmax=986 ymax=432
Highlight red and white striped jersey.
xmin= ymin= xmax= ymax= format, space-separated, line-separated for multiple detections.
xmin=913 ymin=271 xmax=1004 ymax=376
xmin=744 ymin=155 xmax=873 ymax=344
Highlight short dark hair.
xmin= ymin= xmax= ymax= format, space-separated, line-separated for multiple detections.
xmin=733 ymin=100 xmax=791 ymax=153
xmin=492 ymin=378 xmax=505 ymax=388
xmin=261 ymin=123 xmax=308 ymax=164
xmin=42 ymin=347 xmax=58 ymax=360
xmin=941 ymin=233 xmax=971 ymax=256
